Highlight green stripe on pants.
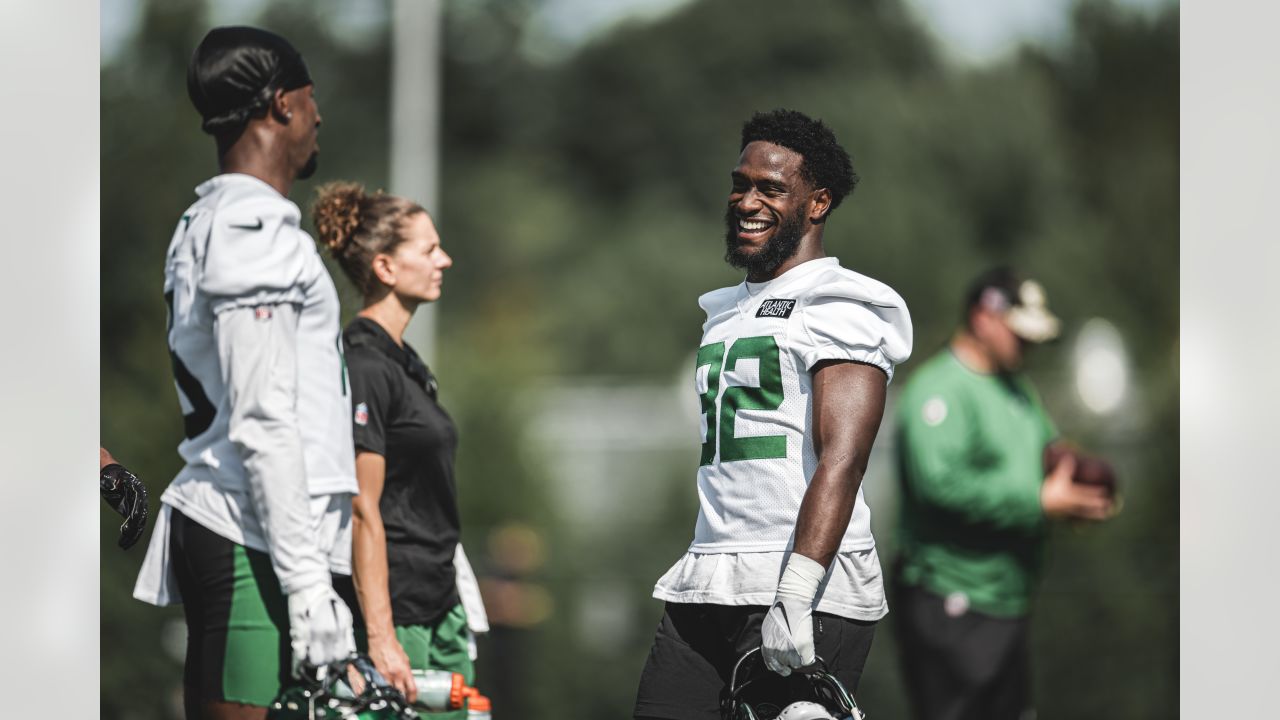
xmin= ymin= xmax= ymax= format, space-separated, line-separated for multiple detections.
xmin=222 ymin=543 xmax=290 ymax=706
xmin=392 ymin=605 xmax=476 ymax=720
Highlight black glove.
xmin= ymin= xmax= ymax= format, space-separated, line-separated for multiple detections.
xmin=100 ymin=463 xmax=149 ymax=549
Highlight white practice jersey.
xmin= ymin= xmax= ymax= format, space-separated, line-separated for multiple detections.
xmin=155 ymin=173 xmax=357 ymax=547
xmin=688 ymin=257 xmax=912 ymax=554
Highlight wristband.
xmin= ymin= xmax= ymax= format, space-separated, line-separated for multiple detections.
xmin=776 ymin=553 xmax=826 ymax=602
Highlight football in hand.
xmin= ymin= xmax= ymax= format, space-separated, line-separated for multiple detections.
xmin=1043 ymin=443 xmax=1117 ymax=496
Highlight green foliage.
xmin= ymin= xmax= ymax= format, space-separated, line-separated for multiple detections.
xmin=102 ymin=0 xmax=1177 ymax=718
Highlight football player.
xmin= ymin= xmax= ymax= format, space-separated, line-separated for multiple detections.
xmin=131 ymin=27 xmax=359 ymax=720
xmin=634 ymin=109 xmax=913 ymax=720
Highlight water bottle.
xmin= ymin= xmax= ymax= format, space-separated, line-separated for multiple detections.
xmin=465 ymin=692 xmax=492 ymax=719
xmin=410 ymin=669 xmax=467 ymax=712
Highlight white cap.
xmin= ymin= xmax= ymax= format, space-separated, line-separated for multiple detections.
xmin=979 ymin=278 xmax=1060 ymax=343
xmin=1005 ymin=279 xmax=1060 ymax=343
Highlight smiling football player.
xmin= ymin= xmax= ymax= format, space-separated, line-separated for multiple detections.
xmin=633 ymin=109 xmax=913 ymax=720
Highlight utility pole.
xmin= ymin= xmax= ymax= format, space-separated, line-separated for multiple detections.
xmin=390 ymin=0 xmax=443 ymax=364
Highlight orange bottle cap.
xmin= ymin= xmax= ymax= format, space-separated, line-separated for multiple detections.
xmin=449 ymin=673 xmax=467 ymax=709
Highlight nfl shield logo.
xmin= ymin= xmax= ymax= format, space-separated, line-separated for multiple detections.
xmin=354 ymin=402 xmax=369 ymax=426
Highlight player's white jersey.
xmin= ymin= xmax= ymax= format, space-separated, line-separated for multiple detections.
xmin=161 ymin=173 xmax=357 ymax=506
xmin=688 ymin=257 xmax=912 ymax=553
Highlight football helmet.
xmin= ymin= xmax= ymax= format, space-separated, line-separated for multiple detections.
xmin=721 ymin=648 xmax=866 ymax=720
xmin=268 ymin=654 xmax=417 ymax=720
xmin=777 ymin=701 xmax=840 ymax=720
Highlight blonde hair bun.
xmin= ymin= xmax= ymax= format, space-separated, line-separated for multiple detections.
xmin=311 ymin=181 xmax=366 ymax=253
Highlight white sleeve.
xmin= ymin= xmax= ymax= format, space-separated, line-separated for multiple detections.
xmin=216 ymin=302 xmax=331 ymax=594
xmin=201 ymin=198 xmax=314 ymax=312
xmin=798 ymin=280 xmax=913 ymax=382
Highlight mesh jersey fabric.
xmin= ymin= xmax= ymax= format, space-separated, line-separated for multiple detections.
xmin=687 ymin=257 xmax=912 ymax=554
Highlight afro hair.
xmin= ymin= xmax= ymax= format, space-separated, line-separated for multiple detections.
xmin=740 ymin=109 xmax=858 ymax=214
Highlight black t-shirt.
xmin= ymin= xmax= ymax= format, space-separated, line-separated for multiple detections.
xmin=343 ymin=317 xmax=460 ymax=626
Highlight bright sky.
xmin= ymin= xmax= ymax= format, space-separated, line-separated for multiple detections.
xmin=905 ymin=0 xmax=1174 ymax=64
xmin=101 ymin=0 xmax=1177 ymax=67
xmin=522 ymin=0 xmax=1176 ymax=64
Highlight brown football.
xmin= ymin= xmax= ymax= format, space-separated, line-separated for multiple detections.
xmin=1074 ymin=456 xmax=1117 ymax=494
xmin=1042 ymin=443 xmax=1073 ymax=475
xmin=1043 ymin=443 xmax=1117 ymax=496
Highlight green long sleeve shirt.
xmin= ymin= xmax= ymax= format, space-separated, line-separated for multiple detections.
xmin=894 ymin=350 xmax=1057 ymax=617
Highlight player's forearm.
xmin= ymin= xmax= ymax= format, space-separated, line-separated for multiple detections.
xmin=218 ymin=303 xmax=331 ymax=593
xmin=792 ymin=461 xmax=862 ymax=568
xmin=100 ymin=447 xmax=116 ymax=470
xmin=799 ymin=360 xmax=887 ymax=567
xmin=352 ymin=507 xmax=397 ymax=641
xmin=233 ymin=415 xmax=330 ymax=591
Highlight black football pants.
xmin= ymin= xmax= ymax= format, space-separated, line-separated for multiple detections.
xmin=634 ymin=602 xmax=876 ymax=720
xmin=892 ymin=579 xmax=1033 ymax=720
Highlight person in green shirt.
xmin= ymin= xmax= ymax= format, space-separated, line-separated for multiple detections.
xmin=891 ymin=267 xmax=1114 ymax=720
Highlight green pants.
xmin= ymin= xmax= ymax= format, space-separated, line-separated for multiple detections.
xmin=359 ymin=604 xmax=475 ymax=720
xmin=170 ymin=510 xmax=301 ymax=709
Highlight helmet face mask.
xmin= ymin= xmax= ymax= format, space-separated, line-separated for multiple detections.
xmin=267 ymin=654 xmax=417 ymax=720
xmin=722 ymin=649 xmax=865 ymax=720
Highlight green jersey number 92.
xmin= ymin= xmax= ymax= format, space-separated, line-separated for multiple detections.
xmin=698 ymin=335 xmax=786 ymax=466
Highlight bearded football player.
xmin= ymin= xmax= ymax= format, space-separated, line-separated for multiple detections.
xmin=633 ymin=109 xmax=913 ymax=720
xmin=132 ymin=27 xmax=360 ymax=720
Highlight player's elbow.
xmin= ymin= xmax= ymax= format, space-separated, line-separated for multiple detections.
xmin=816 ymin=449 xmax=868 ymax=487
xmin=227 ymin=405 xmax=302 ymax=461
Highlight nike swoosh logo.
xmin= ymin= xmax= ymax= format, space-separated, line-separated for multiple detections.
xmin=229 ymin=219 xmax=264 ymax=231
xmin=774 ymin=601 xmax=790 ymax=630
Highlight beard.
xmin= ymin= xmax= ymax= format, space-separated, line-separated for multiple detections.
xmin=723 ymin=206 xmax=806 ymax=277
xmin=297 ymin=150 xmax=319 ymax=180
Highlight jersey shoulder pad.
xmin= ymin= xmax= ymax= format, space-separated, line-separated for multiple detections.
xmin=697 ymin=285 xmax=740 ymax=321
xmin=796 ymin=266 xmax=914 ymax=378
xmin=199 ymin=190 xmax=316 ymax=306
xmin=800 ymin=265 xmax=908 ymax=309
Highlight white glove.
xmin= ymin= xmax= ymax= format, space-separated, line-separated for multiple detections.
xmin=761 ymin=553 xmax=826 ymax=676
xmin=287 ymin=583 xmax=356 ymax=676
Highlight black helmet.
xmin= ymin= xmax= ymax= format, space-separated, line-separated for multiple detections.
xmin=267 ymin=654 xmax=417 ymax=720
xmin=721 ymin=648 xmax=866 ymax=720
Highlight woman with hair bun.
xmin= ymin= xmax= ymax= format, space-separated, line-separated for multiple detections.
xmin=312 ymin=182 xmax=472 ymax=714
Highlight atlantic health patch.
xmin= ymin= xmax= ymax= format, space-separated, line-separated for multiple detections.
xmin=756 ymin=298 xmax=797 ymax=319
